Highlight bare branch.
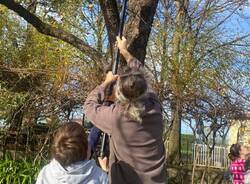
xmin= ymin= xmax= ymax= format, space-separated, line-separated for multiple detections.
xmin=0 ymin=0 xmax=103 ymax=62
xmin=99 ymin=0 xmax=120 ymax=61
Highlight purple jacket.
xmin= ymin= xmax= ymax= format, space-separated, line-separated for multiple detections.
xmin=84 ymin=59 xmax=166 ymax=184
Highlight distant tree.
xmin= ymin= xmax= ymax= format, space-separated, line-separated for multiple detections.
xmin=146 ymin=0 xmax=250 ymax=165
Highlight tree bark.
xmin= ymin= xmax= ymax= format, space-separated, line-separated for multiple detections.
xmin=124 ymin=0 xmax=159 ymax=63
xmin=99 ymin=0 xmax=120 ymax=60
xmin=99 ymin=0 xmax=159 ymax=64
xmin=167 ymin=98 xmax=182 ymax=165
xmin=167 ymin=0 xmax=187 ymax=165
xmin=0 ymin=0 xmax=103 ymax=62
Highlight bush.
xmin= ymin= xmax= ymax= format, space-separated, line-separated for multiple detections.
xmin=0 ymin=152 xmax=46 ymax=184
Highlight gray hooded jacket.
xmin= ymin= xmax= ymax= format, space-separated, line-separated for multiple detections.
xmin=36 ymin=159 xmax=108 ymax=184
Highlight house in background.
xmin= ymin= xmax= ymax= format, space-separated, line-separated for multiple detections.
xmin=228 ymin=113 xmax=250 ymax=149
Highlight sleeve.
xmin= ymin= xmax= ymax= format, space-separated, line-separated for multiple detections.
xmin=127 ymin=57 xmax=143 ymax=71
xmin=84 ymin=85 xmax=119 ymax=134
xmin=100 ymin=172 xmax=109 ymax=184
xmin=88 ymin=126 xmax=102 ymax=152
xmin=96 ymin=166 xmax=109 ymax=184
xmin=35 ymin=168 xmax=44 ymax=184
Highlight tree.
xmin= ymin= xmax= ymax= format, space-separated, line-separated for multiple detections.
xmin=1 ymin=1 xmax=249 ymax=175
xmin=0 ymin=0 xmax=160 ymax=158
xmin=0 ymin=1 xmax=100 ymax=157
xmin=0 ymin=0 xmax=159 ymax=63
xmin=146 ymin=0 xmax=250 ymax=166
xmin=0 ymin=0 xmax=160 ymax=126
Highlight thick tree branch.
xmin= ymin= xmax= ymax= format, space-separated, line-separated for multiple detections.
xmin=125 ymin=0 xmax=159 ymax=63
xmin=99 ymin=0 xmax=120 ymax=61
xmin=0 ymin=0 xmax=103 ymax=62
xmin=99 ymin=0 xmax=159 ymax=65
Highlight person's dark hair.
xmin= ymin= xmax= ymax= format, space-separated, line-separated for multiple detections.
xmin=115 ymin=68 xmax=148 ymax=123
xmin=51 ymin=122 xmax=88 ymax=167
xmin=245 ymin=153 xmax=250 ymax=171
xmin=228 ymin=143 xmax=241 ymax=161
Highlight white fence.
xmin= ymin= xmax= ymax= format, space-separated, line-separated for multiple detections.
xmin=166 ymin=142 xmax=231 ymax=169
xmin=192 ymin=144 xmax=231 ymax=169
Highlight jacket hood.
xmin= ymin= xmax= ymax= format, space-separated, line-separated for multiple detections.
xmin=36 ymin=159 xmax=108 ymax=184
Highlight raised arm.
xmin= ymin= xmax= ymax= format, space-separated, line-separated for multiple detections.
xmin=117 ymin=36 xmax=162 ymax=102
xmin=116 ymin=36 xmax=142 ymax=70
xmin=84 ymin=72 xmax=119 ymax=134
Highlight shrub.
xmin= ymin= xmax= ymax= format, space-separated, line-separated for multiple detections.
xmin=0 ymin=152 xmax=46 ymax=184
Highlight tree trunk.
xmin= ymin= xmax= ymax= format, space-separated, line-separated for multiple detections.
xmin=100 ymin=0 xmax=159 ymax=64
xmin=167 ymin=0 xmax=189 ymax=166
xmin=99 ymin=0 xmax=119 ymax=60
xmin=124 ymin=0 xmax=159 ymax=63
xmin=167 ymin=98 xmax=182 ymax=165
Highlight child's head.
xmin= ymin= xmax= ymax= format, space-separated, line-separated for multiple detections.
xmin=51 ymin=122 xmax=88 ymax=167
xmin=228 ymin=143 xmax=247 ymax=161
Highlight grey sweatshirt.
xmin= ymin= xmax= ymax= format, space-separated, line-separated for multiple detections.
xmin=36 ymin=159 xmax=108 ymax=184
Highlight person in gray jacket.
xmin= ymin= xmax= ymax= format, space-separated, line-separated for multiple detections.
xmin=84 ymin=36 xmax=166 ymax=184
xmin=36 ymin=122 xmax=108 ymax=184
